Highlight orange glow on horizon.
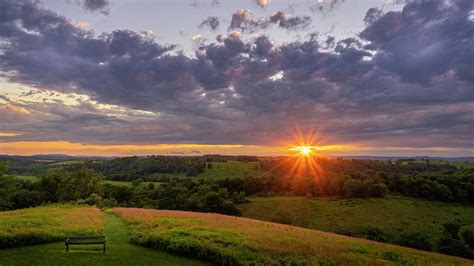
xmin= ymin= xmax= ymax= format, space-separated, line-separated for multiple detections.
xmin=289 ymin=145 xmax=316 ymax=157
xmin=0 ymin=139 xmax=350 ymax=157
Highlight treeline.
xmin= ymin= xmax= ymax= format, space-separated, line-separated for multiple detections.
xmin=0 ymin=163 xmax=242 ymax=215
xmin=254 ymin=158 xmax=474 ymax=203
xmin=88 ymin=156 xmax=207 ymax=181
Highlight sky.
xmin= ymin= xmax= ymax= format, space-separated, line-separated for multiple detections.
xmin=0 ymin=0 xmax=473 ymax=157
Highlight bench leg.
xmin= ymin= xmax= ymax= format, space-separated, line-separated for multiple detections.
xmin=66 ymin=244 xmax=68 ymax=252
xmin=103 ymin=244 xmax=106 ymax=253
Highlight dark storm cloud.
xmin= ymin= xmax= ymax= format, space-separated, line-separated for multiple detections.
xmin=363 ymin=7 xmax=383 ymax=25
xmin=360 ymin=0 xmax=474 ymax=84
xmin=0 ymin=0 xmax=473 ymax=149
xmin=199 ymin=16 xmax=220 ymax=31
xmin=77 ymin=0 xmax=110 ymax=14
xmin=229 ymin=9 xmax=254 ymax=31
xmin=268 ymin=12 xmax=311 ymax=30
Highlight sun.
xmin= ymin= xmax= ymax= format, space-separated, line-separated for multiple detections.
xmin=289 ymin=145 xmax=315 ymax=157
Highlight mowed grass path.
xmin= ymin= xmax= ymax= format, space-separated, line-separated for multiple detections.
xmin=0 ymin=211 xmax=207 ymax=266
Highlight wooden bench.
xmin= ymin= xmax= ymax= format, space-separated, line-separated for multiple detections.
xmin=65 ymin=236 xmax=107 ymax=253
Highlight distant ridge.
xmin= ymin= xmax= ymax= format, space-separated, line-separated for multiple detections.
xmin=338 ymin=156 xmax=474 ymax=162
xmin=0 ymin=154 xmax=473 ymax=162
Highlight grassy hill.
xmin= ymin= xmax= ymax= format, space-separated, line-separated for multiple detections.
xmin=1 ymin=205 xmax=473 ymax=265
xmin=0 ymin=205 xmax=104 ymax=248
xmin=0 ymin=207 xmax=206 ymax=266
xmin=112 ymin=208 xmax=473 ymax=265
xmin=238 ymin=196 xmax=474 ymax=247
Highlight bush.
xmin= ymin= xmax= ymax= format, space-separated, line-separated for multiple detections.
xmin=343 ymin=179 xmax=368 ymax=198
xmin=367 ymin=183 xmax=387 ymax=197
xmin=460 ymin=225 xmax=474 ymax=248
xmin=397 ymin=232 xmax=432 ymax=251
xmin=436 ymin=236 xmax=472 ymax=258
xmin=443 ymin=222 xmax=460 ymax=239
xmin=132 ymin=178 xmax=144 ymax=187
xmin=362 ymin=226 xmax=388 ymax=242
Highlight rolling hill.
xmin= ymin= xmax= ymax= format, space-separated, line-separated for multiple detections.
xmin=238 ymin=196 xmax=474 ymax=247
xmin=1 ymin=205 xmax=473 ymax=265
xmin=112 ymin=207 xmax=473 ymax=265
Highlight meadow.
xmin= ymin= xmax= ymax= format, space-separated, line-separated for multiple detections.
xmin=112 ymin=207 xmax=473 ymax=265
xmin=238 ymin=196 xmax=474 ymax=247
xmin=0 ymin=207 xmax=206 ymax=266
xmin=0 ymin=205 xmax=104 ymax=248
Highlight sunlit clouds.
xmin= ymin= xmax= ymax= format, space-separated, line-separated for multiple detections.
xmin=0 ymin=0 xmax=472 ymax=157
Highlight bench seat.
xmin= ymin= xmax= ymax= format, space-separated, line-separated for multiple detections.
xmin=65 ymin=236 xmax=107 ymax=253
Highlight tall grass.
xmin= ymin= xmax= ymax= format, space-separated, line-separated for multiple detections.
xmin=0 ymin=205 xmax=104 ymax=248
xmin=113 ymin=208 xmax=472 ymax=265
xmin=238 ymin=196 xmax=474 ymax=244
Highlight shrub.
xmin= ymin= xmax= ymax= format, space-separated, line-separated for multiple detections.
xmin=436 ymin=236 xmax=472 ymax=258
xmin=132 ymin=178 xmax=144 ymax=187
xmin=343 ymin=179 xmax=368 ymax=198
xmin=397 ymin=232 xmax=432 ymax=251
xmin=367 ymin=183 xmax=387 ymax=197
xmin=362 ymin=226 xmax=388 ymax=242
xmin=460 ymin=225 xmax=474 ymax=248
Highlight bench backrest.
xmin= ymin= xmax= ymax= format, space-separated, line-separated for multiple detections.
xmin=65 ymin=236 xmax=106 ymax=244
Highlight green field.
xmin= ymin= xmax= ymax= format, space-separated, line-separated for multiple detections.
xmin=0 ymin=209 xmax=206 ymax=266
xmin=6 ymin=175 xmax=38 ymax=182
xmin=49 ymin=160 xmax=89 ymax=166
xmin=102 ymin=180 xmax=161 ymax=188
xmin=113 ymin=207 xmax=472 ymax=265
xmin=9 ymin=161 xmax=262 ymax=185
xmin=9 ymin=176 xmax=159 ymax=188
xmin=238 ymin=196 xmax=474 ymax=245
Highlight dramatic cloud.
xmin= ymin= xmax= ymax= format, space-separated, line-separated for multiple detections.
xmin=77 ymin=0 xmax=110 ymax=14
xmin=363 ymin=7 xmax=383 ymax=25
xmin=268 ymin=12 xmax=311 ymax=30
xmin=229 ymin=9 xmax=254 ymax=31
xmin=0 ymin=0 xmax=472 ymax=153
xmin=199 ymin=16 xmax=220 ymax=31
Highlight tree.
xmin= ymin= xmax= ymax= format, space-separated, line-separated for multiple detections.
xmin=0 ymin=161 xmax=8 ymax=176
xmin=37 ymin=168 xmax=103 ymax=202
xmin=132 ymin=178 xmax=144 ymax=187
xmin=397 ymin=232 xmax=432 ymax=251
xmin=343 ymin=179 xmax=368 ymax=198
xmin=368 ymin=183 xmax=387 ymax=197
xmin=460 ymin=225 xmax=474 ymax=249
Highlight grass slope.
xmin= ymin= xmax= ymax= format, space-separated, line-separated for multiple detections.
xmin=112 ymin=208 xmax=473 ymax=265
xmin=238 ymin=196 xmax=474 ymax=245
xmin=0 ymin=205 xmax=103 ymax=248
xmin=0 ymin=210 xmax=207 ymax=266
